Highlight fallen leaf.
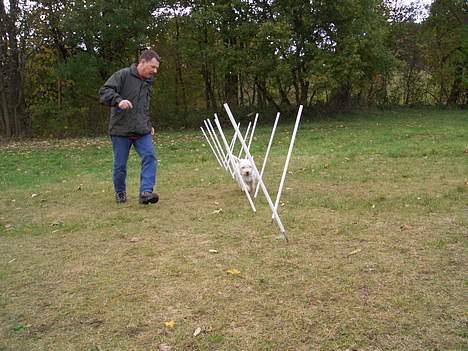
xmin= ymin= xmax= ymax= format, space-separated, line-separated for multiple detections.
xmin=400 ymin=224 xmax=413 ymax=231
xmin=31 ymin=193 xmax=38 ymax=198
xmin=193 ymin=327 xmax=202 ymax=336
xmin=159 ymin=344 xmax=172 ymax=351
xmin=129 ymin=237 xmax=140 ymax=243
xmin=209 ymin=249 xmax=218 ymax=254
xmin=211 ymin=208 xmax=223 ymax=214
xmin=164 ymin=320 xmax=176 ymax=328
xmin=226 ymin=268 xmax=241 ymax=275
xmin=347 ymin=248 xmax=362 ymax=256
xmin=49 ymin=220 xmax=64 ymax=227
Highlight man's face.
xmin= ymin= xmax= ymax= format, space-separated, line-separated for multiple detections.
xmin=138 ymin=58 xmax=160 ymax=79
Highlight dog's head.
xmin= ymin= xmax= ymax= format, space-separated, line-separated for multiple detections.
xmin=238 ymin=158 xmax=253 ymax=177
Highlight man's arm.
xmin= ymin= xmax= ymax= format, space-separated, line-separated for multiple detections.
xmin=99 ymin=70 xmax=124 ymax=107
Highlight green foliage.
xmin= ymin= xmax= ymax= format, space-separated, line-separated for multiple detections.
xmin=3 ymin=0 xmax=465 ymax=137
xmin=421 ymin=0 xmax=467 ymax=105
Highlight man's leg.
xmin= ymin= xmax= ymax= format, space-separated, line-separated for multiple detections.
xmin=134 ymin=134 xmax=158 ymax=203
xmin=111 ymin=136 xmax=132 ymax=196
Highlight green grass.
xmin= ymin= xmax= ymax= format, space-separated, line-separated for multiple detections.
xmin=0 ymin=109 xmax=467 ymax=350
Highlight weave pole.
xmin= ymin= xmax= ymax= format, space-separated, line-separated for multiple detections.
xmin=272 ymin=105 xmax=303 ymax=219
xmin=223 ymin=103 xmax=287 ymax=240
xmin=200 ymin=126 xmax=224 ymax=169
xmin=239 ymin=113 xmax=258 ymax=159
xmin=206 ymin=119 xmax=235 ymax=177
xmin=237 ymin=121 xmax=252 ymax=159
xmin=205 ymin=120 xmax=232 ymax=179
xmin=254 ymin=112 xmax=280 ymax=199
xmin=224 ymin=122 xmax=241 ymax=175
xmin=213 ymin=114 xmax=257 ymax=213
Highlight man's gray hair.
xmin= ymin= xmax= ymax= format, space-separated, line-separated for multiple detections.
xmin=139 ymin=49 xmax=161 ymax=63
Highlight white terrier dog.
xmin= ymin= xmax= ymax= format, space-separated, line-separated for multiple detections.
xmin=235 ymin=157 xmax=258 ymax=194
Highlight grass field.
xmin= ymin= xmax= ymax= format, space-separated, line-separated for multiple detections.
xmin=0 ymin=109 xmax=467 ymax=351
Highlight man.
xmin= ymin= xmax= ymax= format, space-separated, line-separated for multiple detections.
xmin=99 ymin=49 xmax=160 ymax=204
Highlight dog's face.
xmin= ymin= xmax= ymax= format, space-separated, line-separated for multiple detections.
xmin=238 ymin=158 xmax=253 ymax=178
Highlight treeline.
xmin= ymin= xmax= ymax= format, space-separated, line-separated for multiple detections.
xmin=0 ymin=0 xmax=466 ymax=137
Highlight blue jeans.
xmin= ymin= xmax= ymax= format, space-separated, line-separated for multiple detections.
xmin=111 ymin=134 xmax=158 ymax=194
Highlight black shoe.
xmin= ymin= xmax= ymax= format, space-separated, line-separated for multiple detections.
xmin=115 ymin=191 xmax=127 ymax=203
xmin=139 ymin=191 xmax=159 ymax=204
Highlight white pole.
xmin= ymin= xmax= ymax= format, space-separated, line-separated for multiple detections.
xmin=213 ymin=114 xmax=246 ymax=191
xmin=214 ymin=115 xmax=257 ymax=213
xmin=216 ymin=120 xmax=240 ymax=174
xmin=272 ymin=105 xmax=303 ymax=219
xmin=201 ymin=126 xmax=224 ymax=168
xmin=228 ymin=128 xmax=237 ymax=159
xmin=223 ymin=103 xmax=288 ymax=240
xmin=247 ymin=113 xmax=259 ymax=153
xmin=206 ymin=119 xmax=234 ymax=177
xmin=203 ymin=120 xmax=227 ymax=170
xmin=254 ymin=112 xmax=280 ymax=199
xmin=224 ymin=123 xmax=240 ymax=169
xmin=222 ymin=120 xmax=251 ymax=188
xmin=238 ymin=121 xmax=252 ymax=159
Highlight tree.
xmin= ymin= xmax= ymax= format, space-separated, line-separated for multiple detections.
xmin=0 ymin=0 xmax=29 ymax=137
xmin=422 ymin=0 xmax=467 ymax=105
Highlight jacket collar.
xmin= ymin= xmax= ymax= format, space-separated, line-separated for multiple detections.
xmin=130 ymin=63 xmax=154 ymax=83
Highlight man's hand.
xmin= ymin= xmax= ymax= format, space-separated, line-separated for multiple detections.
xmin=118 ymin=100 xmax=133 ymax=110
xmin=151 ymin=127 xmax=155 ymax=136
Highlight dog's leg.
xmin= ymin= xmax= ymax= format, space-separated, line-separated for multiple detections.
xmin=251 ymin=179 xmax=257 ymax=196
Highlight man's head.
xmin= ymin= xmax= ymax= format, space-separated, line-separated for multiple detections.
xmin=137 ymin=50 xmax=161 ymax=79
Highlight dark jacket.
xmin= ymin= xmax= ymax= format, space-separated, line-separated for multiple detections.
xmin=99 ymin=64 xmax=154 ymax=136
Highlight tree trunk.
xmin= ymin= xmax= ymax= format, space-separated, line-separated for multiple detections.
xmin=224 ymin=71 xmax=238 ymax=106
xmin=255 ymin=78 xmax=280 ymax=111
xmin=239 ymin=72 xmax=244 ymax=107
xmin=8 ymin=0 xmax=27 ymax=136
xmin=174 ymin=15 xmax=188 ymax=125
xmin=276 ymin=77 xmax=291 ymax=106
xmin=330 ymin=82 xmax=352 ymax=111
xmin=0 ymin=0 xmax=11 ymax=136
xmin=404 ymin=63 xmax=414 ymax=105
xmin=447 ymin=62 xmax=464 ymax=105
xmin=292 ymin=66 xmax=309 ymax=106
xmin=199 ymin=21 xmax=217 ymax=111
xmin=0 ymin=80 xmax=10 ymax=136
xmin=201 ymin=63 xmax=217 ymax=111
xmin=0 ymin=0 xmax=28 ymax=137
